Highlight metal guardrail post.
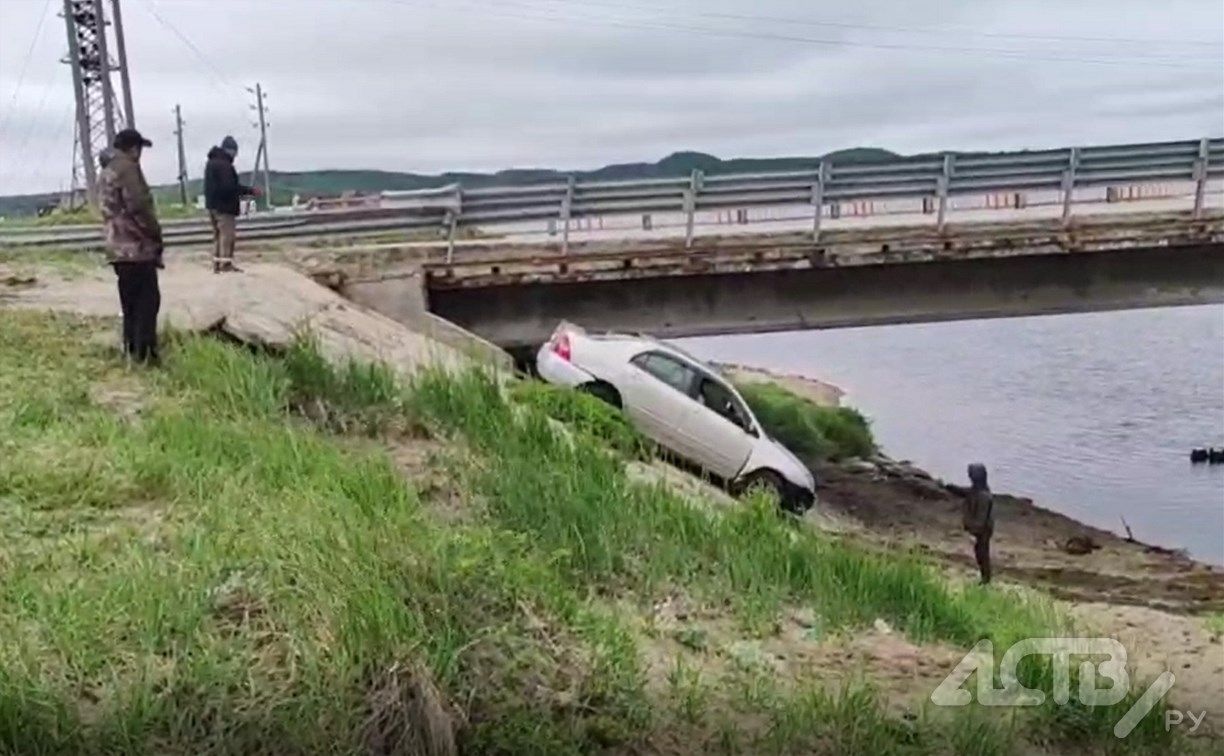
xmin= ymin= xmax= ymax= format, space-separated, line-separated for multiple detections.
xmin=444 ymin=210 xmax=458 ymax=263
xmin=1193 ymin=137 xmax=1210 ymax=220
xmin=561 ymin=175 xmax=575 ymax=255
xmin=684 ymin=169 xmax=703 ymax=248
xmin=1061 ymin=147 xmax=1079 ymax=228
xmin=811 ymin=161 xmax=827 ymax=244
xmin=936 ymin=153 xmax=953 ymax=233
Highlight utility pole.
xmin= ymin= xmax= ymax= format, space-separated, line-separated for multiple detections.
xmin=62 ymin=0 xmax=96 ymax=206
xmin=61 ymin=0 xmax=130 ymax=206
xmin=90 ymin=0 xmax=117 ymax=143
xmin=173 ymin=105 xmax=188 ymax=206
xmin=248 ymin=82 xmax=272 ymax=208
xmin=109 ymin=0 xmax=135 ymax=127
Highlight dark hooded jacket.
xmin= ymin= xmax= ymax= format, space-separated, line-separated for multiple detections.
xmin=961 ymin=463 xmax=994 ymax=537
xmin=203 ymin=147 xmax=253 ymax=215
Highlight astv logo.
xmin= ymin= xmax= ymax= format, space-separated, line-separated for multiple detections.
xmin=929 ymin=637 xmax=1177 ymax=739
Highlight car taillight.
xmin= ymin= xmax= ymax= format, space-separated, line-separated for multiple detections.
xmin=551 ymin=332 xmax=572 ymax=361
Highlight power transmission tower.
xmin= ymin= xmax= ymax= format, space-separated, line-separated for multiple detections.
xmin=247 ymin=83 xmax=272 ymax=209
xmin=173 ymin=104 xmax=188 ymax=206
xmin=61 ymin=0 xmax=134 ymax=207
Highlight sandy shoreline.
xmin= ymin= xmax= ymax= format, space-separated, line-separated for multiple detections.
xmin=714 ymin=361 xmax=845 ymax=407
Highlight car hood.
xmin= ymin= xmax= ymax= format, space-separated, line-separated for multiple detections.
xmin=767 ymin=436 xmax=816 ymax=489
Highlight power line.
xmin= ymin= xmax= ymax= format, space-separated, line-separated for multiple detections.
xmin=367 ymin=0 xmax=1221 ymax=69
xmin=0 ymin=65 xmax=62 ymax=182
xmin=184 ymin=0 xmax=1223 ymax=50
xmin=137 ymin=0 xmax=249 ymax=111
xmin=16 ymin=99 xmax=75 ymax=192
xmin=0 ymin=0 xmax=55 ymax=144
xmin=528 ymin=0 xmax=1224 ymax=50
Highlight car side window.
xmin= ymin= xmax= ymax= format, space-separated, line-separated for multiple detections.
xmin=631 ymin=352 xmax=698 ymax=395
xmin=695 ymin=375 xmax=753 ymax=432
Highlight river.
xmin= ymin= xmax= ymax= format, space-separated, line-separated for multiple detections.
xmin=679 ymin=305 xmax=1224 ymax=565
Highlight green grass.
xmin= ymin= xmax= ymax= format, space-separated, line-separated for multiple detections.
xmin=508 ymin=379 xmax=653 ymax=460
xmin=1206 ymin=612 xmax=1224 ymax=639
xmin=0 ymin=247 xmax=104 ymax=279
xmin=0 ymin=202 xmax=203 ymax=228
xmin=735 ymin=380 xmax=877 ymax=462
xmin=0 ymin=310 xmax=1188 ymax=755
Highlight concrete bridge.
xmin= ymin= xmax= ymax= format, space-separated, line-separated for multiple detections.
xmin=334 ymin=208 xmax=1224 ymax=356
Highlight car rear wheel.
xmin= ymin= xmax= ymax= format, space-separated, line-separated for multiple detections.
xmin=578 ymin=381 xmax=622 ymax=409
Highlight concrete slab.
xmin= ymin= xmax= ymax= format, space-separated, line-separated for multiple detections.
xmin=0 ymin=261 xmax=495 ymax=379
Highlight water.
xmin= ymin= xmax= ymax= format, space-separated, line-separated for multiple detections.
xmin=680 ymin=305 xmax=1224 ymax=564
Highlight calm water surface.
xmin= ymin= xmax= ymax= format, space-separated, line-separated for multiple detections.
xmin=680 ymin=305 xmax=1224 ymax=564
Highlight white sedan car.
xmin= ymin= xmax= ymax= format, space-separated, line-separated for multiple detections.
xmin=535 ymin=322 xmax=816 ymax=513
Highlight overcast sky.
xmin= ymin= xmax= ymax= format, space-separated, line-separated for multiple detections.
xmin=0 ymin=0 xmax=1221 ymax=195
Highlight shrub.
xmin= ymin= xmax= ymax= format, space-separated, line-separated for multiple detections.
xmin=735 ymin=381 xmax=876 ymax=462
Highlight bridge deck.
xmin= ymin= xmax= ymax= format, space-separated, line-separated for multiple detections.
xmin=421 ymin=209 xmax=1224 ymax=289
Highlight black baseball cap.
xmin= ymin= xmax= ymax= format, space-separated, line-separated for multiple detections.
xmin=113 ymin=128 xmax=152 ymax=150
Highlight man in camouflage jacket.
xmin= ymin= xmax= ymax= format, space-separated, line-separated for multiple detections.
xmin=97 ymin=128 xmax=163 ymax=365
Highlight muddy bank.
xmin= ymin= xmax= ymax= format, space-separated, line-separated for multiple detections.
xmin=816 ymin=457 xmax=1224 ymax=614
xmin=717 ymin=359 xmax=1223 ymax=614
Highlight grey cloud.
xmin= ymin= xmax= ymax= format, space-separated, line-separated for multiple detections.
xmin=0 ymin=0 xmax=1220 ymax=194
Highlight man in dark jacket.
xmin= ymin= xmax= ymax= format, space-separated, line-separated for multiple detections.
xmin=97 ymin=128 xmax=163 ymax=365
xmin=203 ymin=135 xmax=258 ymax=273
xmin=961 ymin=463 xmax=995 ymax=585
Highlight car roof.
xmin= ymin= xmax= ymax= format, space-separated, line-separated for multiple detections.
xmin=575 ymin=327 xmax=716 ymax=374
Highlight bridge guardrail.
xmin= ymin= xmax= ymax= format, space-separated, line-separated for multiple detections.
xmin=3 ymin=136 xmax=1221 ymax=254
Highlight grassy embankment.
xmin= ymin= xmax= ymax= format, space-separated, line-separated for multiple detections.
xmin=0 ymin=310 xmax=1188 ymax=755
xmin=0 ymin=203 xmax=204 ymax=228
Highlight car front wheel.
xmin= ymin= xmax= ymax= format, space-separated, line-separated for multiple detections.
xmin=738 ymin=469 xmax=811 ymax=516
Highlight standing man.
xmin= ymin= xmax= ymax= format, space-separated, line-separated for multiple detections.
xmin=961 ymin=463 xmax=995 ymax=585
xmin=97 ymin=128 xmax=163 ymax=366
xmin=203 ymin=135 xmax=259 ymax=273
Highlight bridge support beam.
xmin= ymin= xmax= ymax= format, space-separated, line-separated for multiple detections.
xmin=343 ymin=271 xmax=513 ymax=368
xmin=428 ymin=244 xmax=1224 ymax=349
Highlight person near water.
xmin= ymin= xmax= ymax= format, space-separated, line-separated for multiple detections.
xmin=97 ymin=128 xmax=163 ymax=365
xmin=961 ymin=462 xmax=995 ymax=584
xmin=203 ymin=135 xmax=259 ymax=273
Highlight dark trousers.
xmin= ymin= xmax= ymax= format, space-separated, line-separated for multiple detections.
xmin=973 ymin=528 xmax=993 ymax=584
xmin=114 ymin=261 xmax=161 ymax=363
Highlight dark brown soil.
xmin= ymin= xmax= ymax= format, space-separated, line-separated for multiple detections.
xmin=815 ymin=460 xmax=1224 ymax=615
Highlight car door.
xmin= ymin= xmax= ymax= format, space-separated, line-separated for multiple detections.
xmin=621 ymin=351 xmax=700 ymax=455
xmin=682 ymin=369 xmax=757 ymax=479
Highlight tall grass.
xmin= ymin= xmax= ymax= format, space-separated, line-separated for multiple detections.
xmin=508 ymin=379 xmax=652 ymax=459
xmin=735 ymin=381 xmax=877 ymax=461
xmin=403 ymin=369 xmax=1180 ymax=753
xmin=0 ymin=314 xmax=647 ymax=755
xmin=0 ymin=311 xmax=1186 ymax=755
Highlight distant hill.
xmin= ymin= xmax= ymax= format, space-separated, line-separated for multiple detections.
xmin=0 ymin=146 xmax=902 ymax=218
